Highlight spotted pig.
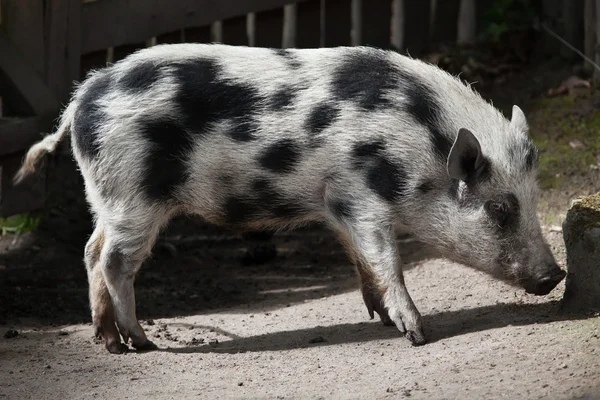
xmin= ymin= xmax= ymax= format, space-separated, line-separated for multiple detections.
xmin=14 ymin=43 xmax=566 ymax=353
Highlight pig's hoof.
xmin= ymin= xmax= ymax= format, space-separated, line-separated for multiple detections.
xmin=133 ymin=340 xmax=158 ymax=352
xmin=106 ymin=340 xmax=129 ymax=354
xmin=93 ymin=324 xmax=101 ymax=339
xmin=405 ymin=330 xmax=427 ymax=346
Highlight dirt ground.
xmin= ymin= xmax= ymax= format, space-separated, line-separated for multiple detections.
xmin=1 ymin=51 xmax=600 ymax=399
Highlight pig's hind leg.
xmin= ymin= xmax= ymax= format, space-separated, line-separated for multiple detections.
xmin=96 ymin=211 xmax=169 ymax=353
xmin=328 ymin=207 xmax=426 ymax=346
xmin=84 ymin=222 xmax=127 ymax=354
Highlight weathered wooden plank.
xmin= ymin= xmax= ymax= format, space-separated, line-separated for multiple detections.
xmin=81 ymin=0 xmax=296 ymax=53
xmin=457 ymin=0 xmax=476 ymax=44
xmin=402 ymin=0 xmax=430 ymax=55
xmin=431 ymin=0 xmax=459 ymax=45
xmin=584 ymin=0 xmax=596 ymax=74
xmin=184 ymin=26 xmax=212 ymax=43
xmin=323 ymin=0 xmax=352 ymax=47
xmin=44 ymin=0 xmax=82 ymax=103
xmin=296 ymin=0 xmax=322 ymax=48
xmin=113 ymin=43 xmax=146 ymax=62
xmin=1 ymin=0 xmax=45 ymax=76
xmin=255 ymin=8 xmax=284 ymax=47
xmin=561 ymin=0 xmax=584 ymax=60
xmin=0 ymin=151 xmax=46 ymax=217
xmin=0 ymin=33 xmax=59 ymax=117
xmin=79 ymin=50 xmax=108 ymax=78
xmin=360 ymin=0 xmax=392 ymax=48
xmin=222 ymin=15 xmax=248 ymax=45
xmin=156 ymin=30 xmax=184 ymax=44
xmin=0 ymin=116 xmax=54 ymax=156
xmin=282 ymin=4 xmax=298 ymax=47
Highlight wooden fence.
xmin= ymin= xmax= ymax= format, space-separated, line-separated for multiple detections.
xmin=0 ymin=0 xmax=588 ymax=217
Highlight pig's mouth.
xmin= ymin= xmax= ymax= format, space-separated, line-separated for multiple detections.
xmin=524 ymin=268 xmax=567 ymax=296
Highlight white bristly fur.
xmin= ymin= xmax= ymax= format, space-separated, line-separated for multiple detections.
xmin=13 ymin=44 xmax=560 ymax=351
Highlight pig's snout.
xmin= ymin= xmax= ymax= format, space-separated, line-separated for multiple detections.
xmin=524 ymin=264 xmax=566 ymax=295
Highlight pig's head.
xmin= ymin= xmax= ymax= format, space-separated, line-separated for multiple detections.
xmin=429 ymin=105 xmax=565 ymax=295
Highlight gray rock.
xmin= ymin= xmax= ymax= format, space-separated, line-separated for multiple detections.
xmin=561 ymin=194 xmax=600 ymax=311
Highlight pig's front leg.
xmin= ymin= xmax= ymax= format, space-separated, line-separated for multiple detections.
xmin=338 ymin=222 xmax=426 ymax=346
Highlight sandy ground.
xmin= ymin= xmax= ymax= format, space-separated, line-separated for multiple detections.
xmin=1 ymin=53 xmax=600 ymax=399
xmin=1 ymin=224 xmax=599 ymax=400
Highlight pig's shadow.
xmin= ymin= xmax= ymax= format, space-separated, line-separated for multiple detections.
xmin=161 ymin=301 xmax=594 ymax=354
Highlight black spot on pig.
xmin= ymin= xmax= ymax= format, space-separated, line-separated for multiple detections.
xmin=228 ymin=118 xmax=258 ymax=142
xmin=351 ymin=140 xmax=386 ymax=163
xmin=332 ymin=50 xmax=398 ymax=110
xmin=259 ymin=139 xmax=301 ymax=173
xmin=329 ymin=198 xmax=354 ymax=220
xmin=224 ymin=197 xmax=260 ymax=225
xmin=270 ymin=87 xmax=296 ymax=111
xmin=396 ymin=70 xmax=453 ymax=161
xmin=367 ymin=157 xmax=408 ymax=202
xmin=272 ymin=48 xmax=302 ymax=69
xmin=352 ymin=140 xmax=408 ymax=202
xmin=306 ymin=103 xmax=339 ymax=134
xmin=141 ymin=119 xmax=193 ymax=200
xmin=172 ymin=59 xmax=264 ymax=136
xmin=119 ymin=61 xmax=161 ymax=92
xmin=417 ymin=180 xmax=434 ymax=194
xmin=73 ymin=71 xmax=112 ymax=159
xmin=252 ymin=178 xmax=306 ymax=218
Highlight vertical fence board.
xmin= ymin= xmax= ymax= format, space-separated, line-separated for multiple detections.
xmin=474 ymin=0 xmax=494 ymax=37
xmin=585 ymin=0 xmax=596 ymax=74
xmin=561 ymin=0 xmax=584 ymax=60
xmin=431 ymin=0 xmax=459 ymax=46
xmin=323 ymin=0 xmax=352 ymax=46
xmin=113 ymin=43 xmax=146 ymax=62
xmin=45 ymin=0 xmax=82 ymax=103
xmin=360 ymin=0 xmax=392 ymax=48
xmin=595 ymin=0 xmax=600 ymax=85
xmin=156 ymin=30 xmax=184 ymax=44
xmin=296 ymin=0 xmax=321 ymax=48
xmin=184 ymin=26 xmax=212 ymax=43
xmin=282 ymin=4 xmax=297 ymax=47
xmin=222 ymin=15 xmax=248 ymax=45
xmin=2 ymin=0 xmax=45 ymax=77
xmin=255 ymin=8 xmax=284 ymax=47
xmin=402 ymin=0 xmax=430 ymax=55
xmin=80 ymin=50 xmax=108 ymax=77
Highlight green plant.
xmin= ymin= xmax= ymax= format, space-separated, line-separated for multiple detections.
xmin=479 ymin=0 xmax=539 ymax=42
xmin=0 ymin=212 xmax=42 ymax=235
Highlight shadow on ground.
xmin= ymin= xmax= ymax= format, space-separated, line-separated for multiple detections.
xmin=160 ymin=301 xmax=595 ymax=354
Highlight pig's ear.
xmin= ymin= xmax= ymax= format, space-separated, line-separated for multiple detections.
xmin=447 ymin=128 xmax=485 ymax=182
xmin=511 ymin=105 xmax=529 ymax=135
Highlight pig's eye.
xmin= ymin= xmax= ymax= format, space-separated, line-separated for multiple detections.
xmin=490 ymin=201 xmax=506 ymax=213
xmin=485 ymin=200 xmax=509 ymax=225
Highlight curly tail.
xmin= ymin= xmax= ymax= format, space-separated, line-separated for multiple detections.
xmin=12 ymin=102 xmax=77 ymax=186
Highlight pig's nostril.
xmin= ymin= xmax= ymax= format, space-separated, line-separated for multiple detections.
xmin=532 ymin=270 xmax=566 ymax=295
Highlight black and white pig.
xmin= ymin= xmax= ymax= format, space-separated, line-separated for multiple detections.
xmin=14 ymin=43 xmax=566 ymax=354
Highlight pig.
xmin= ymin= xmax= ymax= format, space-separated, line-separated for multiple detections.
xmin=13 ymin=43 xmax=566 ymax=354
